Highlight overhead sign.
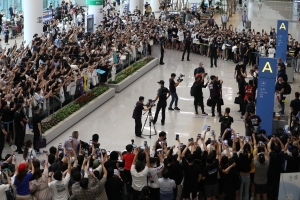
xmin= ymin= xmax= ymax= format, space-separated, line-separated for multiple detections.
xmin=256 ymin=58 xmax=277 ymax=136
xmin=192 ymin=3 xmax=197 ymax=12
xmin=85 ymin=0 xmax=103 ymax=5
xmin=276 ymin=20 xmax=289 ymax=62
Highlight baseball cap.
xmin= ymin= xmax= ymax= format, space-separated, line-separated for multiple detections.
xmin=157 ymin=80 xmax=164 ymax=84
xmin=18 ymin=163 xmax=27 ymax=172
xmin=210 ymin=75 xmax=216 ymax=80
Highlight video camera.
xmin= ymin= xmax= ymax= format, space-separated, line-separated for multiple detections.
xmin=146 ymin=99 xmax=155 ymax=107
xmin=177 ymin=74 xmax=185 ymax=82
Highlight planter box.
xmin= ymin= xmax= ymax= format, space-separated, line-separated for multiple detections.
xmin=107 ymin=58 xmax=159 ymax=93
xmin=25 ymin=88 xmax=115 ymax=144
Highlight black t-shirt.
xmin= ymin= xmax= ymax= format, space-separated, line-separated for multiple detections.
xmin=182 ymin=157 xmax=201 ymax=185
xmin=209 ymin=81 xmax=219 ymax=98
xmin=247 ymin=115 xmax=261 ymax=127
xmin=32 ymin=113 xmax=41 ymax=134
xmin=105 ymin=176 xmax=124 ymax=200
xmin=290 ymin=99 xmax=300 ymax=113
xmin=169 ymin=78 xmax=176 ymax=93
xmin=284 ymin=153 xmax=300 ymax=173
xmin=132 ymin=102 xmax=143 ymax=119
xmin=246 ymin=102 xmax=255 ymax=113
xmin=203 ymin=159 xmax=219 ymax=185
xmin=268 ymin=151 xmax=284 ymax=176
xmin=157 ymin=87 xmax=169 ymax=102
xmin=163 ymin=159 xmax=183 ymax=185
xmin=235 ymin=64 xmax=246 ymax=78
xmin=209 ymin=43 xmax=218 ymax=55
xmin=14 ymin=111 xmax=23 ymax=130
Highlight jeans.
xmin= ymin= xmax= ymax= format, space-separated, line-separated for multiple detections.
xmin=169 ymin=92 xmax=178 ymax=108
xmin=242 ymin=20 xmax=246 ymax=27
xmin=240 ymin=175 xmax=250 ymax=200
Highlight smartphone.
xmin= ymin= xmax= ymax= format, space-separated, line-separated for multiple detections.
xmin=30 ymin=155 xmax=34 ymax=159
xmin=114 ymin=169 xmax=118 ymax=175
xmin=69 ymin=136 xmax=72 ymax=141
xmin=140 ymin=146 xmax=145 ymax=150
xmin=207 ymin=126 xmax=211 ymax=131
xmin=144 ymin=141 xmax=148 ymax=147
xmin=239 ymin=136 xmax=243 ymax=139
xmin=132 ymin=144 xmax=137 ymax=148
xmin=176 ymin=134 xmax=179 ymax=140
xmin=197 ymin=134 xmax=201 ymax=139
xmin=190 ymin=138 xmax=194 ymax=142
xmin=231 ymin=135 xmax=234 ymax=140
xmin=58 ymin=148 xmax=63 ymax=151
xmin=159 ymin=141 xmax=162 ymax=145
xmin=207 ymin=76 xmax=210 ymax=80
xmin=102 ymin=149 xmax=106 ymax=154
xmin=41 ymin=159 xmax=45 ymax=166
xmin=227 ymin=128 xmax=232 ymax=131
xmin=12 ymin=155 xmax=15 ymax=159
xmin=43 ymin=150 xmax=47 ymax=153
xmin=211 ymin=130 xmax=215 ymax=136
xmin=107 ymin=151 xmax=111 ymax=155
xmin=67 ymin=147 xmax=71 ymax=151
xmin=223 ymin=140 xmax=228 ymax=145
xmin=85 ymin=153 xmax=88 ymax=157
xmin=218 ymin=136 xmax=222 ymax=142
xmin=259 ymin=141 xmax=262 ymax=146
xmin=211 ymin=140 xmax=216 ymax=144
xmin=94 ymin=143 xmax=100 ymax=149
xmin=98 ymin=157 xmax=101 ymax=161
xmin=156 ymin=148 xmax=162 ymax=152
xmin=59 ymin=143 xmax=62 ymax=147
xmin=89 ymin=140 xmax=92 ymax=146
xmin=89 ymin=167 xmax=93 ymax=172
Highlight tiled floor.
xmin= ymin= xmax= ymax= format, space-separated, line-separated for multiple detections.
xmin=2 ymin=0 xmax=300 ymax=161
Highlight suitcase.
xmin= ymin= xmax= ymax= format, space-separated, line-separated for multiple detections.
xmin=245 ymin=20 xmax=251 ymax=29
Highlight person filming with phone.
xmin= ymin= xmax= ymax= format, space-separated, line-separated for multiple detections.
xmin=132 ymin=96 xmax=152 ymax=138
xmin=168 ymin=73 xmax=181 ymax=111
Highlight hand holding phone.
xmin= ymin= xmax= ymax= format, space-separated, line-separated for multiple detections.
xmin=176 ymin=134 xmax=179 ymax=140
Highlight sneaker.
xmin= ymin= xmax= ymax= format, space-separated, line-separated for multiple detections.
xmin=202 ymin=112 xmax=208 ymax=116
xmin=168 ymin=107 xmax=174 ymax=111
xmin=161 ymin=122 xmax=165 ymax=125
xmin=174 ymin=107 xmax=180 ymax=111
xmin=212 ymin=114 xmax=215 ymax=117
xmin=237 ymin=110 xmax=242 ymax=112
xmin=187 ymin=59 xmax=190 ymax=61
xmin=160 ymin=62 xmax=165 ymax=65
xmin=215 ymin=65 xmax=217 ymax=68
xmin=195 ymin=112 xmax=199 ymax=115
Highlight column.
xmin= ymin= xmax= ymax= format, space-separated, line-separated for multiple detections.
xmin=150 ymin=0 xmax=160 ymax=12
xmin=23 ymin=0 xmax=43 ymax=45
xmin=276 ymin=20 xmax=289 ymax=62
xmin=87 ymin=0 xmax=103 ymax=26
xmin=129 ymin=0 xmax=139 ymax=12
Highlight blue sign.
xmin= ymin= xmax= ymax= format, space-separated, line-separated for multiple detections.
xmin=256 ymin=58 xmax=277 ymax=136
xmin=124 ymin=3 xmax=129 ymax=14
xmin=192 ymin=3 xmax=197 ymax=12
xmin=43 ymin=10 xmax=53 ymax=23
xmin=276 ymin=20 xmax=289 ymax=62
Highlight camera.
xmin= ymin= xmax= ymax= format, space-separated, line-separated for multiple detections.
xmin=146 ymin=99 xmax=155 ymax=107
xmin=177 ymin=74 xmax=185 ymax=82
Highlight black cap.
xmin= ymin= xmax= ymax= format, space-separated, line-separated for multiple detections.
xmin=210 ymin=75 xmax=216 ymax=80
xmin=171 ymin=73 xmax=176 ymax=77
xmin=157 ymin=80 xmax=164 ymax=85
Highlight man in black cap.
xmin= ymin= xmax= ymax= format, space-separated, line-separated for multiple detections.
xmin=132 ymin=96 xmax=151 ymax=138
xmin=208 ymin=40 xmax=218 ymax=68
xmin=153 ymin=80 xmax=170 ymax=125
xmin=32 ymin=106 xmax=43 ymax=154
xmin=0 ymin=113 xmax=8 ymax=160
xmin=181 ymin=34 xmax=192 ymax=61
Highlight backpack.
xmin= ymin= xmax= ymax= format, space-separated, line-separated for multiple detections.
xmin=190 ymin=82 xmax=196 ymax=96
xmin=221 ymin=116 xmax=231 ymax=129
xmin=284 ymin=83 xmax=291 ymax=95
xmin=6 ymin=186 xmax=15 ymax=200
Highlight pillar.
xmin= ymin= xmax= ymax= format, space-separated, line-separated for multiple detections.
xmin=23 ymin=0 xmax=43 ymax=45
xmin=87 ymin=0 xmax=103 ymax=26
xmin=129 ymin=0 xmax=139 ymax=12
xmin=150 ymin=0 xmax=160 ymax=12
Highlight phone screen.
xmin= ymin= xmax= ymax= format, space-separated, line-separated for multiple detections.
xmin=144 ymin=141 xmax=147 ymax=146
xmin=89 ymin=140 xmax=92 ymax=145
xmin=176 ymin=134 xmax=179 ymax=140
xmin=89 ymin=167 xmax=93 ymax=172
xmin=69 ymin=136 xmax=72 ymax=141
xmin=211 ymin=130 xmax=215 ymax=135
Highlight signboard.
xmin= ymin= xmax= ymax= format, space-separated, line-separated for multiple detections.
xmin=279 ymin=172 xmax=300 ymax=199
xmin=85 ymin=0 xmax=103 ymax=5
xmin=276 ymin=20 xmax=289 ymax=62
xmin=86 ymin=14 xmax=94 ymax=32
xmin=124 ymin=3 xmax=129 ymax=14
xmin=256 ymin=58 xmax=277 ymax=136
xmin=43 ymin=10 xmax=53 ymax=23
xmin=192 ymin=3 xmax=197 ymax=12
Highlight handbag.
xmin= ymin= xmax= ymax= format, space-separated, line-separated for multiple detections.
xmin=219 ymin=97 xmax=224 ymax=105
xmin=35 ymin=138 xmax=46 ymax=149
xmin=207 ymin=98 xmax=212 ymax=107
xmin=234 ymin=97 xmax=242 ymax=104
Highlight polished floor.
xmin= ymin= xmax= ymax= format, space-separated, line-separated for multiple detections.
xmin=2 ymin=0 xmax=300 ymax=160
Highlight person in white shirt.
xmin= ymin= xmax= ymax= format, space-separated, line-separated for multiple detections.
xmin=0 ymin=169 xmax=11 ymax=200
xmin=157 ymin=168 xmax=176 ymax=200
xmin=268 ymin=45 xmax=276 ymax=58
xmin=257 ymin=0 xmax=263 ymax=13
xmin=77 ymin=13 xmax=83 ymax=26
xmin=23 ymin=140 xmax=37 ymax=161
xmin=48 ymin=155 xmax=71 ymax=200
xmin=147 ymin=152 xmax=164 ymax=199
xmin=221 ymin=14 xmax=228 ymax=30
xmin=130 ymin=146 xmax=150 ymax=199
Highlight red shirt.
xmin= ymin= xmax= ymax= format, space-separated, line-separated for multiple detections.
xmin=123 ymin=153 xmax=135 ymax=170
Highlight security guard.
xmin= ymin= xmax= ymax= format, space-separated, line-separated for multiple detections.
xmin=159 ymin=35 xmax=166 ymax=65
xmin=181 ymin=33 xmax=192 ymax=61
xmin=153 ymin=80 xmax=170 ymax=125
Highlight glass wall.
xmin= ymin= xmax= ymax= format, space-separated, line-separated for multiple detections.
xmin=0 ymin=0 xmax=23 ymax=18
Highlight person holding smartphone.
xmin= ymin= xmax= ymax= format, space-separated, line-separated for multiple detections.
xmin=63 ymin=131 xmax=79 ymax=155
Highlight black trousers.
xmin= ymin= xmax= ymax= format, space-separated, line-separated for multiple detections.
xmin=148 ymin=44 xmax=151 ymax=55
xmin=194 ymin=96 xmax=204 ymax=113
xmin=149 ymin=187 xmax=160 ymax=200
xmin=160 ymin=48 xmax=164 ymax=64
xmin=133 ymin=189 xmax=142 ymax=200
xmin=134 ymin=118 xmax=142 ymax=137
xmin=210 ymin=54 xmax=217 ymax=67
xmin=0 ymin=134 xmax=4 ymax=159
xmin=211 ymin=97 xmax=221 ymax=115
xmin=33 ymin=132 xmax=40 ymax=152
xmin=182 ymin=47 xmax=190 ymax=60
xmin=15 ymin=128 xmax=25 ymax=152
xmin=154 ymin=102 xmax=166 ymax=123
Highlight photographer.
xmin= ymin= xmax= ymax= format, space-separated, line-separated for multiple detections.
xmin=193 ymin=73 xmax=209 ymax=115
xmin=153 ymin=80 xmax=170 ymax=125
xmin=208 ymin=75 xmax=223 ymax=117
xmin=132 ymin=96 xmax=151 ymax=138
xmin=168 ymin=73 xmax=181 ymax=111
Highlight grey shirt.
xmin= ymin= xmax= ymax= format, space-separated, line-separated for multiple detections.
xmin=254 ymin=159 xmax=269 ymax=184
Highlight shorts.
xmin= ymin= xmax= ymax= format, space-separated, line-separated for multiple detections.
xmin=182 ymin=184 xmax=198 ymax=198
xmin=255 ymin=183 xmax=268 ymax=194
xmin=204 ymin=183 xmax=219 ymax=198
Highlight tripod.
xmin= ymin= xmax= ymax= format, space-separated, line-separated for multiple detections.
xmin=141 ymin=108 xmax=157 ymax=139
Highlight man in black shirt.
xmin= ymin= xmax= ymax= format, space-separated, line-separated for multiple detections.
xmin=14 ymin=104 xmax=25 ymax=154
xmin=132 ymin=96 xmax=151 ymax=138
xmin=0 ymin=113 xmax=8 ymax=160
xmin=234 ymin=60 xmax=246 ymax=82
xmin=193 ymin=74 xmax=209 ymax=115
xmin=181 ymin=34 xmax=192 ymax=61
xmin=290 ymin=92 xmax=300 ymax=126
xmin=159 ymin=35 xmax=166 ymax=65
xmin=246 ymin=109 xmax=262 ymax=136
xmin=202 ymin=154 xmax=220 ymax=200
xmin=32 ymin=106 xmax=42 ymax=153
xmin=208 ymin=40 xmax=218 ymax=68
xmin=275 ymin=77 xmax=288 ymax=114
xmin=168 ymin=73 xmax=181 ymax=111
xmin=219 ymin=107 xmax=234 ymax=138
xmin=209 ymin=75 xmax=223 ymax=117
xmin=153 ymin=80 xmax=170 ymax=125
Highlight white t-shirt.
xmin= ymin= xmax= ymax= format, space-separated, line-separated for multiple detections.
xmin=268 ymin=48 xmax=276 ymax=58
xmin=0 ymin=184 xmax=9 ymax=200
xmin=27 ymin=148 xmax=37 ymax=159
xmin=157 ymin=178 xmax=176 ymax=194
xmin=77 ymin=14 xmax=83 ymax=22
xmin=147 ymin=163 xmax=164 ymax=188
xmin=130 ymin=165 xmax=148 ymax=191
xmin=48 ymin=173 xmax=71 ymax=200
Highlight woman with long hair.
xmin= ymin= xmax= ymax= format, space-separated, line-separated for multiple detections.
xmin=14 ymin=160 xmax=35 ymax=200
xmin=23 ymin=140 xmax=36 ymax=162
xmin=30 ymin=154 xmax=52 ymax=200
